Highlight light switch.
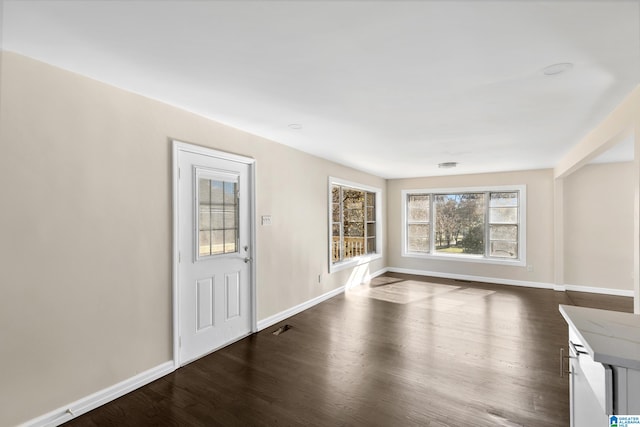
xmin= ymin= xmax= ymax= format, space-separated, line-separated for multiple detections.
xmin=261 ymin=215 xmax=272 ymax=226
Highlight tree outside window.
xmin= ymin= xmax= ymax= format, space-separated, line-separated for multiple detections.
xmin=434 ymin=193 xmax=484 ymax=255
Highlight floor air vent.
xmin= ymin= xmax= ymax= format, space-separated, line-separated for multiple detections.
xmin=272 ymin=324 xmax=292 ymax=336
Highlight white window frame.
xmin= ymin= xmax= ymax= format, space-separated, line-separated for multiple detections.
xmin=329 ymin=177 xmax=383 ymax=273
xmin=401 ymin=185 xmax=526 ymax=266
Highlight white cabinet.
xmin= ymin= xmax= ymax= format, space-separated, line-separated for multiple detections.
xmin=568 ymin=327 xmax=612 ymax=427
xmin=560 ymin=305 xmax=640 ymax=426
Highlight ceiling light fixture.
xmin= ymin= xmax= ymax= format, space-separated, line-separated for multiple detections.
xmin=438 ymin=162 xmax=458 ymax=169
xmin=288 ymin=123 xmax=302 ymax=130
xmin=542 ymin=62 xmax=573 ymax=76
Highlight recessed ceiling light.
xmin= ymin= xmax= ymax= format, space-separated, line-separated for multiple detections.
xmin=542 ymin=63 xmax=573 ymax=76
xmin=438 ymin=162 xmax=458 ymax=169
xmin=288 ymin=123 xmax=302 ymax=130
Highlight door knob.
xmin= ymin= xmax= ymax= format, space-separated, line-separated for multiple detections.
xmin=244 ymin=257 xmax=252 ymax=263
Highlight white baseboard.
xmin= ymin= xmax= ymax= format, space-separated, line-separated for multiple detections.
xmin=256 ymin=286 xmax=346 ymax=331
xmin=257 ymin=267 xmax=388 ymax=331
xmin=387 ymin=267 xmax=634 ymax=297
xmin=564 ymin=284 xmax=634 ymax=297
xmin=21 ymin=361 xmax=175 ymax=427
xmin=387 ymin=267 xmax=556 ymax=290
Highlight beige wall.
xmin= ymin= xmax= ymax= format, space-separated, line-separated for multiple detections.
xmin=0 ymin=52 xmax=386 ymax=426
xmin=387 ymin=169 xmax=555 ymax=285
xmin=563 ymin=162 xmax=634 ymax=291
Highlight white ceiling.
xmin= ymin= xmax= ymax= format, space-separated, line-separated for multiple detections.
xmin=1 ymin=0 xmax=639 ymax=178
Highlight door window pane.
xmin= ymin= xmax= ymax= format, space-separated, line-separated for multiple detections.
xmin=211 ymin=230 xmax=225 ymax=255
xmin=198 ymin=177 xmax=239 ymax=257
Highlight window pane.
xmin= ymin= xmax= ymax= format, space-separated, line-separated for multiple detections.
xmin=366 ymin=207 xmax=375 ymax=222
xmin=225 ymin=229 xmax=237 ymax=253
xmin=490 ymin=241 xmax=518 ymax=258
xmin=332 ymin=203 xmax=340 ymax=223
xmin=366 ymin=223 xmax=376 ymax=237
xmin=199 ymin=230 xmax=211 ymax=257
xmin=344 ymin=222 xmax=364 ymax=237
xmin=332 ymin=185 xmax=340 ymax=203
xmin=211 ymin=181 xmax=223 ymax=204
xmin=490 ymin=192 xmax=518 ymax=207
xmin=490 ymin=224 xmax=517 ymax=241
xmin=343 ymin=189 xmax=361 ymax=207
xmin=489 ymin=207 xmax=517 ymax=224
xmin=211 ymin=207 xmax=223 ymax=229
xmin=408 ymin=224 xmax=429 ymax=253
xmin=223 ymin=181 xmax=236 ymax=204
xmin=199 ymin=206 xmax=210 ymax=230
xmin=198 ymin=176 xmax=240 ymax=258
xmin=199 ymin=179 xmax=210 ymax=204
xmin=343 ymin=189 xmax=364 ymax=239
xmin=224 ymin=207 xmax=236 ymax=229
xmin=408 ymin=195 xmax=429 ymax=222
xmin=332 ymin=237 xmax=340 ymax=263
xmin=367 ymin=237 xmax=376 ymax=253
xmin=344 ymin=214 xmax=364 ymax=226
xmin=366 ymin=192 xmax=375 ymax=206
xmin=212 ymin=230 xmax=225 ymax=255
xmin=332 ymin=223 xmax=340 ymax=237
xmin=434 ymin=193 xmax=484 ymax=255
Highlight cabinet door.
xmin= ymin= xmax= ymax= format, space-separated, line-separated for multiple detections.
xmin=571 ymin=355 xmax=609 ymax=427
xmin=614 ymin=366 xmax=640 ymax=414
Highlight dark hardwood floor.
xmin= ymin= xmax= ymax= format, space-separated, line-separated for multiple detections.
xmin=65 ymin=273 xmax=633 ymax=426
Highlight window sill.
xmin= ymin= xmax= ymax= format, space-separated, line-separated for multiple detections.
xmin=402 ymin=252 xmax=525 ymax=267
xmin=330 ymin=253 xmax=383 ymax=274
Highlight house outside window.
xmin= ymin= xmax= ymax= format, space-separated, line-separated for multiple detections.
xmin=402 ymin=185 xmax=526 ymax=265
xmin=330 ymin=178 xmax=382 ymax=272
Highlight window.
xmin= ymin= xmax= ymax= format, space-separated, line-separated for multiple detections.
xmin=407 ymin=194 xmax=430 ymax=253
xmin=197 ymin=171 xmax=239 ymax=258
xmin=402 ymin=186 xmax=525 ymax=265
xmin=330 ymin=178 xmax=382 ymax=271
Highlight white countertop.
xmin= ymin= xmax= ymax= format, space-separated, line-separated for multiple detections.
xmin=559 ymin=305 xmax=640 ymax=370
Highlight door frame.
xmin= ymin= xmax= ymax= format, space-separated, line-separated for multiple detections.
xmin=172 ymin=139 xmax=257 ymax=368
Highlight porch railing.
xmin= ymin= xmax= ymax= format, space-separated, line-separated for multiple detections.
xmin=332 ymin=237 xmax=365 ymax=263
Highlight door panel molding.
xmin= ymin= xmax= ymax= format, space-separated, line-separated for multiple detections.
xmin=196 ymin=277 xmax=215 ymax=331
xmin=172 ymin=140 xmax=256 ymax=368
xmin=226 ymin=271 xmax=241 ymax=320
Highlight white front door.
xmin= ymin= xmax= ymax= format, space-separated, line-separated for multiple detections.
xmin=175 ymin=142 xmax=254 ymax=365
